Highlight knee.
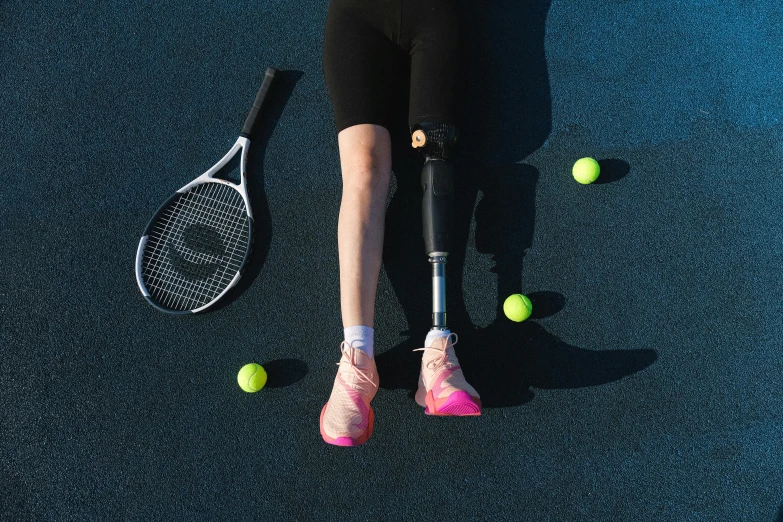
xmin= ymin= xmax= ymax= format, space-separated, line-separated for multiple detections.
xmin=340 ymin=159 xmax=392 ymax=200
xmin=338 ymin=125 xmax=392 ymax=193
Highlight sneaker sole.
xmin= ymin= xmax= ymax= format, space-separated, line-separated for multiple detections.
xmin=423 ymin=390 xmax=482 ymax=416
xmin=319 ymin=403 xmax=374 ymax=446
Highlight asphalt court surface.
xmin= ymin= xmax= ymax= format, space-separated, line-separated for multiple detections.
xmin=2 ymin=0 xmax=782 ymax=520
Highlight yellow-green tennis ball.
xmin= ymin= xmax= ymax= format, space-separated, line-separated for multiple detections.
xmin=237 ymin=363 xmax=267 ymax=393
xmin=573 ymin=157 xmax=600 ymax=184
xmin=504 ymin=294 xmax=532 ymax=322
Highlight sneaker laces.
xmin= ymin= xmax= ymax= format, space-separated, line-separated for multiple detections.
xmin=337 ymin=341 xmax=379 ymax=389
xmin=412 ymin=333 xmax=460 ymax=371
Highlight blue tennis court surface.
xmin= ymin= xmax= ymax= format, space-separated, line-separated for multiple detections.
xmin=2 ymin=0 xmax=782 ymax=519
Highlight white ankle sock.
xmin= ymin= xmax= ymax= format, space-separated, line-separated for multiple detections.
xmin=344 ymin=325 xmax=374 ymax=358
xmin=425 ymin=329 xmax=450 ymax=347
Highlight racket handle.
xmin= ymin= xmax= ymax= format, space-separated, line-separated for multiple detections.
xmin=240 ymin=67 xmax=277 ymax=139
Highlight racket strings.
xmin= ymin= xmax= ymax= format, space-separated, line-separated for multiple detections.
xmin=140 ymin=182 xmax=250 ymax=311
xmin=147 ymin=185 xmax=246 ymax=303
xmin=144 ymin=188 xmax=247 ymax=310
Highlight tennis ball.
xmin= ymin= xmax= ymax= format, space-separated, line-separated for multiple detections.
xmin=237 ymin=363 xmax=267 ymax=393
xmin=504 ymin=294 xmax=532 ymax=322
xmin=572 ymin=157 xmax=600 ymax=184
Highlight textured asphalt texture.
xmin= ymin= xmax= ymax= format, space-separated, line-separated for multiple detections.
xmin=2 ymin=1 xmax=783 ymax=520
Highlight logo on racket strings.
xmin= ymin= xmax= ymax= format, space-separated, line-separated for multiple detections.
xmin=167 ymin=223 xmax=226 ymax=280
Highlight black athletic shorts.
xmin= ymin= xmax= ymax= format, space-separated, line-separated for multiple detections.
xmin=322 ymin=0 xmax=459 ymax=133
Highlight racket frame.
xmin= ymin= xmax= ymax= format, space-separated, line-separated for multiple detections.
xmin=136 ymin=67 xmax=276 ymax=314
xmin=134 ymin=137 xmax=253 ymax=314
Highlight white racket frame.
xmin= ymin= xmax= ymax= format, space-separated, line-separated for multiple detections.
xmin=134 ymin=136 xmax=253 ymax=314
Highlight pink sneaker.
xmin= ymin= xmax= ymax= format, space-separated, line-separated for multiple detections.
xmin=413 ymin=332 xmax=482 ymax=416
xmin=320 ymin=342 xmax=379 ymax=446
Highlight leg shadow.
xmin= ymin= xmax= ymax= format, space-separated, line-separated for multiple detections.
xmin=377 ymin=0 xmax=657 ymax=405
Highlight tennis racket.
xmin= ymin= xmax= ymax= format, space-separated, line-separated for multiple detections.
xmin=135 ymin=67 xmax=277 ymax=314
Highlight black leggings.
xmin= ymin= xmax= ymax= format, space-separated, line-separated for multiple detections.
xmin=322 ymin=0 xmax=459 ymax=133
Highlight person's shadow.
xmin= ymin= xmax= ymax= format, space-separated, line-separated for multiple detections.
xmin=376 ymin=0 xmax=657 ymax=407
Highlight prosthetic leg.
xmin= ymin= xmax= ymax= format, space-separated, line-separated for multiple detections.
xmin=411 ymin=123 xmax=482 ymax=416
xmin=411 ymin=122 xmax=459 ymax=333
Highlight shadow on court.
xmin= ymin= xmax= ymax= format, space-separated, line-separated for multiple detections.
xmin=262 ymin=358 xmax=309 ymax=388
xmin=207 ymin=69 xmax=304 ymax=314
xmin=595 ymin=159 xmax=631 ymax=185
xmin=375 ymin=0 xmax=656 ymax=403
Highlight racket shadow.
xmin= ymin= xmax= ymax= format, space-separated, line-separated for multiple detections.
xmin=205 ymin=70 xmax=304 ymax=314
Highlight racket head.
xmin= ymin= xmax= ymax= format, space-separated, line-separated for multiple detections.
xmin=135 ymin=179 xmax=253 ymax=313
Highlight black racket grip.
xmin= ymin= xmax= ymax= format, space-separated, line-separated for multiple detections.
xmin=240 ymin=67 xmax=277 ymax=139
